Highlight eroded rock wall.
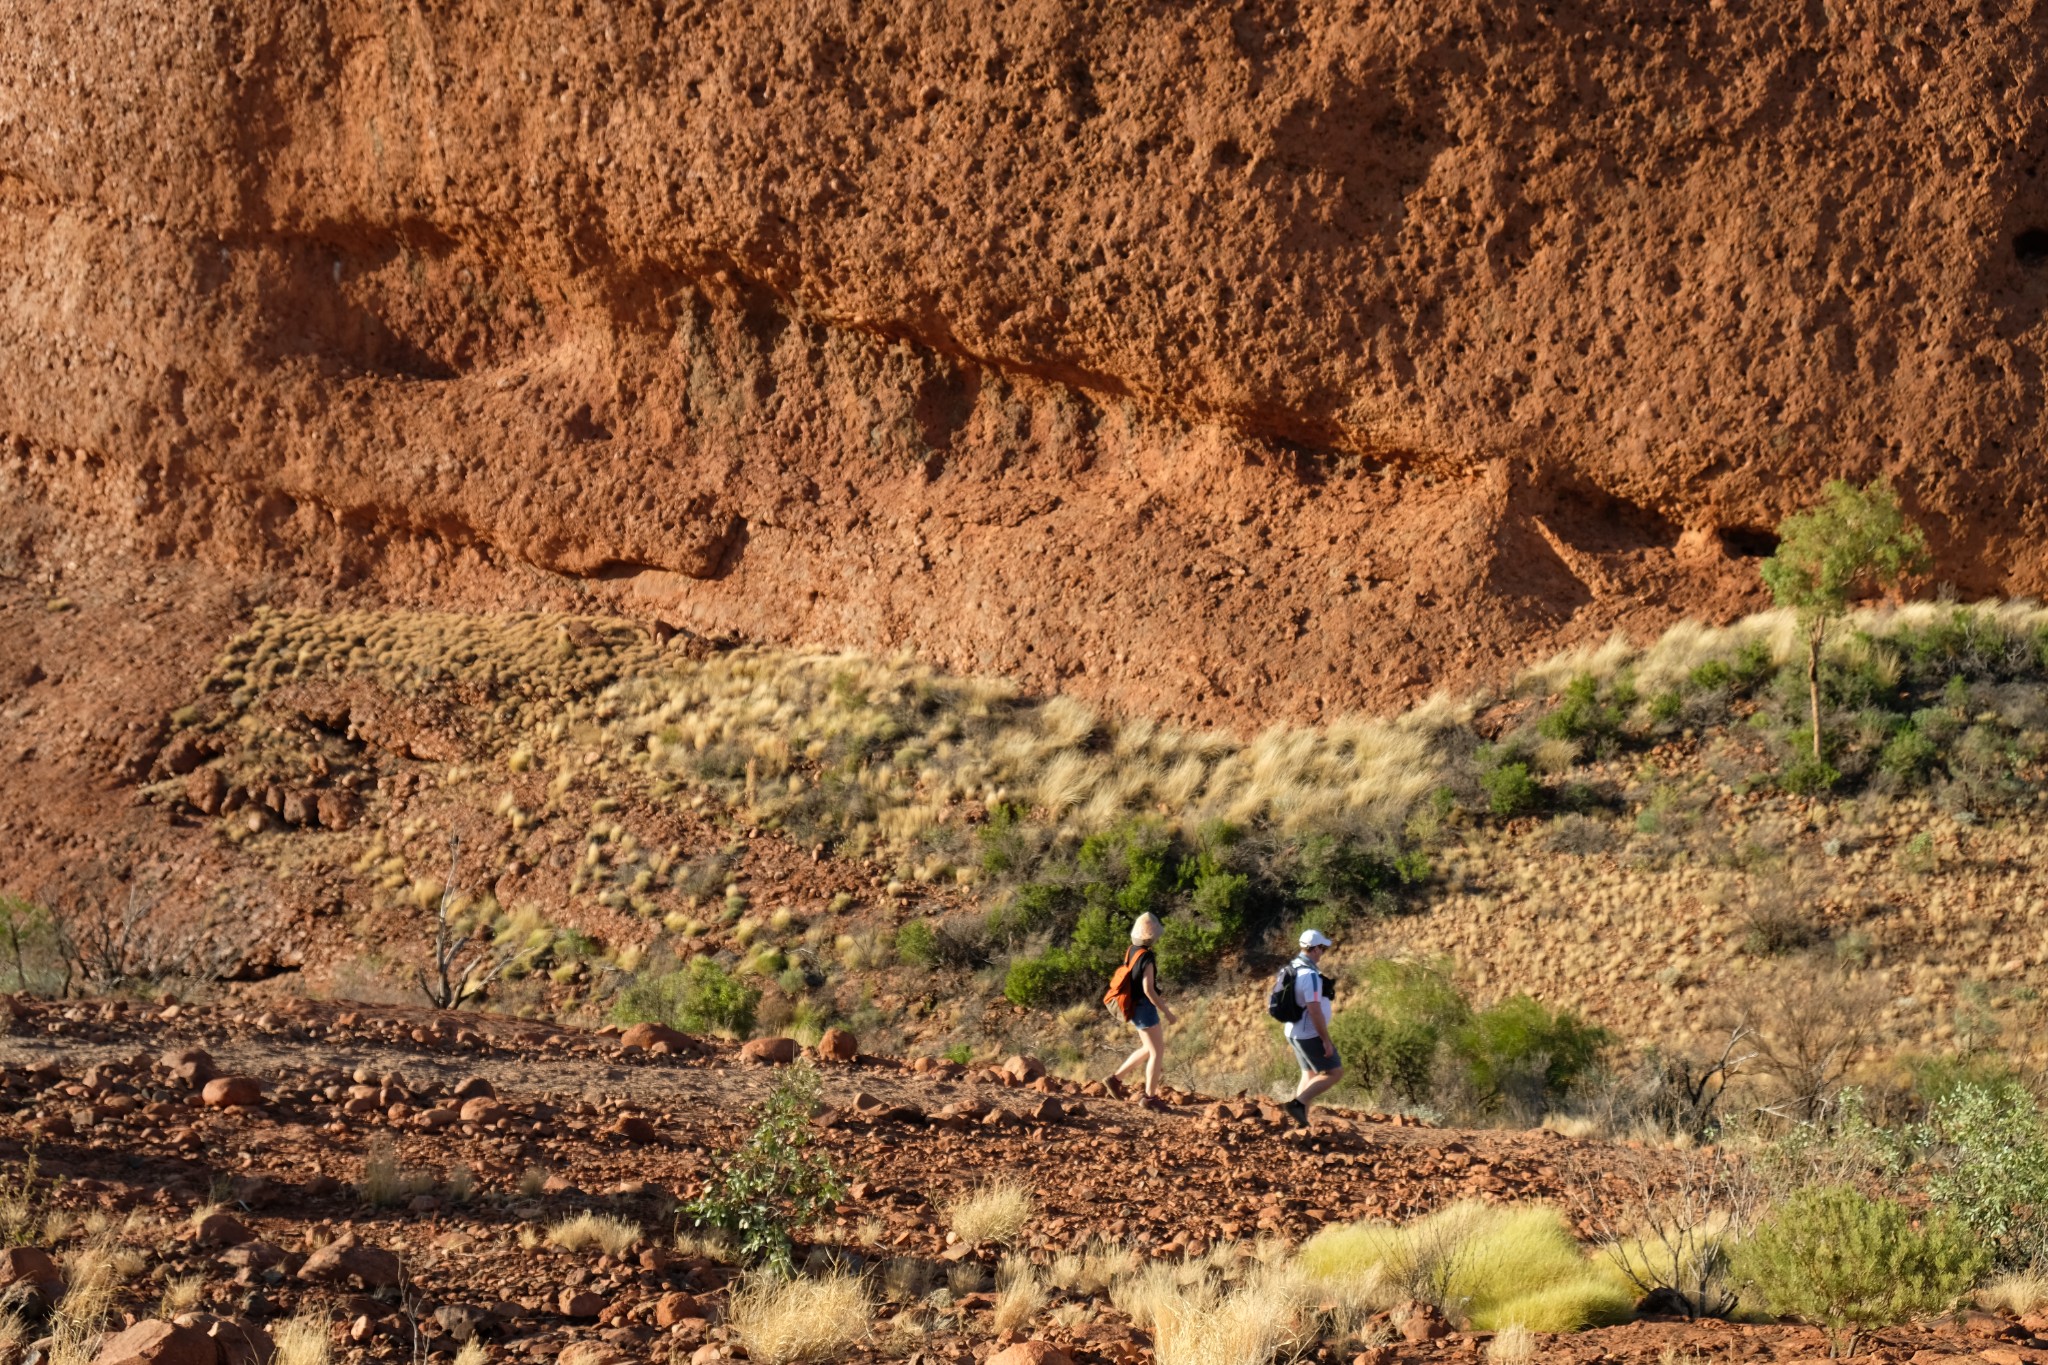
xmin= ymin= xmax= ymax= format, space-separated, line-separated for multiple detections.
xmin=4 ymin=0 xmax=2047 ymax=721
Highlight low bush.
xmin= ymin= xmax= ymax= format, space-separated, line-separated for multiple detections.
xmin=1538 ymin=673 xmax=1627 ymax=751
xmin=684 ymin=1061 xmax=844 ymax=1272
xmin=1732 ymin=1185 xmax=1985 ymax=1355
xmin=895 ymin=920 xmax=940 ymax=967
xmin=1329 ymin=962 xmax=1604 ymax=1118
xmin=1330 ymin=959 xmax=1472 ymax=1105
xmin=1479 ymin=757 xmax=1542 ymax=818
xmin=1002 ymin=946 xmax=1099 ymax=1008
xmin=1453 ymin=995 xmax=1608 ymax=1118
xmin=616 ymin=955 xmax=761 ymax=1038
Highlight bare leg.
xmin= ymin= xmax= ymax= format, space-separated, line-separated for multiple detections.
xmin=1110 ymin=1042 xmax=1150 ymax=1085
xmin=1140 ymin=1025 xmax=1166 ymax=1096
xmin=1293 ymin=1065 xmax=1343 ymax=1105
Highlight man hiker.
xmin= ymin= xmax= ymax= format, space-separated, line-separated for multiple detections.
xmin=1281 ymin=928 xmax=1342 ymax=1128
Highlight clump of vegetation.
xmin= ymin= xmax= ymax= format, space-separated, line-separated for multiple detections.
xmin=1297 ymin=1202 xmax=1633 ymax=1331
xmin=946 ymin=1179 xmax=1035 ymax=1248
xmin=616 ymin=953 xmax=761 ymax=1038
xmin=1760 ymin=479 xmax=1930 ymax=765
xmin=546 ymin=1212 xmax=642 ymax=1257
xmin=1732 ymin=1185 xmax=1983 ymax=1356
xmin=727 ymin=1271 xmax=872 ymax=1364
xmin=1917 ymin=1080 xmax=2048 ymax=1270
xmin=683 ymin=1061 xmax=844 ymax=1272
xmin=1327 ymin=959 xmax=1606 ymax=1120
xmin=358 ymin=1136 xmax=436 ymax=1207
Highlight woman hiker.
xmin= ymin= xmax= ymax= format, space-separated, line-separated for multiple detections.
xmin=1104 ymin=912 xmax=1178 ymax=1109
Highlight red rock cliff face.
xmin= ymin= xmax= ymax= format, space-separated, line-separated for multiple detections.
xmin=3 ymin=0 xmax=2046 ymax=722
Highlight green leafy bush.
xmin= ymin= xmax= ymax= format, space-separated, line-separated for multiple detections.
xmin=1920 ymin=1081 xmax=2048 ymax=1269
xmin=977 ymin=801 xmax=1030 ymax=875
xmin=895 ymin=920 xmax=940 ymax=967
xmin=615 ymin=956 xmax=760 ymax=1038
xmin=1002 ymin=947 xmax=1097 ymax=1008
xmin=1480 ymin=760 xmax=1541 ymax=818
xmin=1779 ymin=753 xmax=1841 ymax=795
xmin=683 ymin=1061 xmax=845 ymax=1272
xmin=1296 ymin=834 xmax=1428 ymax=922
xmin=1329 ymin=959 xmax=1473 ymax=1104
xmin=1732 ymin=1185 xmax=1984 ymax=1355
xmin=1539 ymin=673 xmax=1624 ymax=747
xmin=1453 ymin=995 xmax=1608 ymax=1115
xmin=1877 ymin=725 xmax=1940 ymax=781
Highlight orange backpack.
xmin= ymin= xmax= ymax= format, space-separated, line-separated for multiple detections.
xmin=1102 ymin=946 xmax=1153 ymax=1022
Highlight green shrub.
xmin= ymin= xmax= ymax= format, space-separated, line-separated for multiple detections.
xmin=1648 ymin=691 xmax=1684 ymax=724
xmin=1480 ymin=761 xmax=1541 ymax=818
xmin=977 ymin=801 xmax=1030 ymax=875
xmin=1688 ymin=659 xmax=1735 ymax=692
xmin=616 ymin=956 xmax=760 ymax=1038
xmin=1002 ymin=948 xmax=1097 ymax=1008
xmin=1154 ymin=915 xmax=1225 ymax=984
xmin=683 ymin=1060 xmax=844 ymax=1273
xmin=1540 ymin=671 xmax=1622 ymax=749
xmin=1453 ymin=994 xmax=1608 ymax=1116
xmin=1920 ymin=1081 xmax=2048 ymax=1269
xmin=1877 ymin=725 xmax=1940 ymax=782
xmin=896 ymin=920 xmax=941 ymax=967
xmin=1910 ymin=705 xmax=1961 ymax=746
xmin=1296 ymin=834 xmax=1426 ymax=922
xmin=1779 ymin=753 xmax=1840 ymax=795
xmin=1329 ymin=959 xmax=1473 ymax=1104
xmin=986 ymin=882 xmax=1074 ymax=945
xmin=0 ymin=896 xmax=65 ymax=995
xmin=1732 ymin=1185 xmax=1985 ymax=1355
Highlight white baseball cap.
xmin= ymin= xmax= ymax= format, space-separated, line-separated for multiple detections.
xmin=1299 ymin=929 xmax=1333 ymax=949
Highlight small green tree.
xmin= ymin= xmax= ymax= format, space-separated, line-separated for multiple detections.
xmin=1760 ymin=481 xmax=1929 ymax=761
xmin=683 ymin=1060 xmax=845 ymax=1272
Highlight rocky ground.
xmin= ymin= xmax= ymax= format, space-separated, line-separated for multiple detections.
xmin=4 ymin=994 xmax=2046 ymax=1365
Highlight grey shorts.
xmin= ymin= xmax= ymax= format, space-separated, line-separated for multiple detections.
xmin=1291 ymin=1034 xmax=1341 ymax=1075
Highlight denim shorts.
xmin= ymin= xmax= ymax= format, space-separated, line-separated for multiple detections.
xmin=1291 ymin=1034 xmax=1341 ymax=1074
xmin=1130 ymin=1000 xmax=1160 ymax=1030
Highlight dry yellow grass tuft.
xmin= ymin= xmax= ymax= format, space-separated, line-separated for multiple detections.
xmin=1488 ymin=1324 xmax=1538 ymax=1362
xmin=993 ymin=1254 xmax=1048 ymax=1335
xmin=947 ymin=1180 xmax=1035 ymax=1248
xmin=727 ymin=1272 xmax=871 ymax=1363
xmin=1979 ymin=1271 xmax=2048 ymax=1317
xmin=359 ymin=1136 xmax=436 ymax=1207
xmin=271 ymin=1313 xmax=333 ymax=1365
xmin=1145 ymin=1264 xmax=1317 ymax=1365
xmin=545 ymin=1213 xmax=640 ymax=1257
xmin=158 ymin=1273 xmax=205 ymax=1316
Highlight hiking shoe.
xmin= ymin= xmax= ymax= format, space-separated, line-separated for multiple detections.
xmin=1140 ymin=1094 xmax=1170 ymax=1113
xmin=1103 ymin=1075 xmax=1128 ymax=1100
xmin=1283 ymin=1098 xmax=1309 ymax=1128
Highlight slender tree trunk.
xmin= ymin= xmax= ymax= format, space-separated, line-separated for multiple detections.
xmin=1807 ymin=617 xmax=1826 ymax=760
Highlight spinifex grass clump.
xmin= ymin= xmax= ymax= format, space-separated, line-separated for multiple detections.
xmin=1297 ymin=1202 xmax=1633 ymax=1333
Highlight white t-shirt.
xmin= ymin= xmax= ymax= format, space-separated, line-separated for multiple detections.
xmin=1285 ymin=956 xmax=1328 ymax=1041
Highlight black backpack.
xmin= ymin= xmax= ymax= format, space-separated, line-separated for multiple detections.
xmin=1267 ymin=960 xmax=1309 ymax=1023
